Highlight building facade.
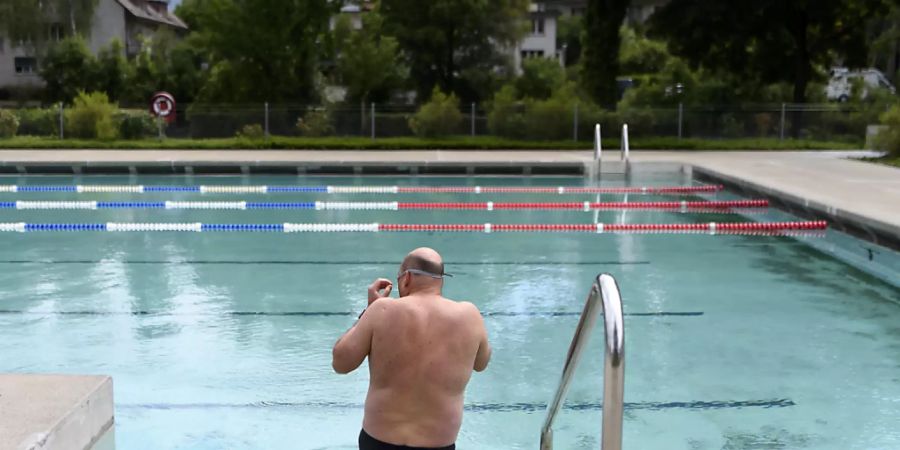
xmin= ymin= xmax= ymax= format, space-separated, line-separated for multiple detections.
xmin=0 ymin=0 xmax=186 ymax=90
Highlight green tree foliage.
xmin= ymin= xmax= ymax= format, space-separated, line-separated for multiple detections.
xmin=0 ymin=110 xmax=20 ymax=138
xmin=409 ymin=88 xmax=464 ymax=137
xmin=649 ymin=0 xmax=889 ymax=104
xmin=179 ymin=0 xmax=332 ymax=103
xmin=94 ymin=40 xmax=131 ymax=102
xmin=380 ymin=0 xmax=529 ymax=100
xmin=875 ymin=103 xmax=900 ymax=156
xmin=0 ymin=0 xmax=97 ymax=44
xmin=126 ymin=31 xmax=205 ymax=104
xmin=41 ymin=36 xmax=96 ymax=103
xmin=65 ymin=91 xmax=119 ymax=140
xmin=515 ymin=58 xmax=566 ymax=100
xmin=619 ymin=26 xmax=668 ymax=75
xmin=582 ymin=0 xmax=630 ymax=107
xmin=333 ymin=14 xmax=405 ymax=104
xmin=556 ymin=15 xmax=584 ymax=67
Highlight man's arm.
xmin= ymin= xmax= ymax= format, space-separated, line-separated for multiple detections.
xmin=332 ymin=299 xmax=383 ymax=374
xmin=332 ymin=278 xmax=394 ymax=374
xmin=468 ymin=303 xmax=492 ymax=372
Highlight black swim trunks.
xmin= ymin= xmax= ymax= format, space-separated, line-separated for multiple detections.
xmin=359 ymin=429 xmax=455 ymax=450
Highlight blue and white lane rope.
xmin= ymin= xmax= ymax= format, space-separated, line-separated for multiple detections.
xmin=0 ymin=185 xmax=723 ymax=195
xmin=0 ymin=200 xmax=766 ymax=211
xmin=0 ymin=221 xmax=828 ymax=234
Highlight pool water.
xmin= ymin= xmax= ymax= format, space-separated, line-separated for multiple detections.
xmin=0 ymin=175 xmax=898 ymax=450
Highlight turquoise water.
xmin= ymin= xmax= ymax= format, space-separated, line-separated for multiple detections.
xmin=0 ymin=175 xmax=898 ymax=450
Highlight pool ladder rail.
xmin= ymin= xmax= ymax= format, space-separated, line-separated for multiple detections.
xmin=540 ymin=274 xmax=625 ymax=450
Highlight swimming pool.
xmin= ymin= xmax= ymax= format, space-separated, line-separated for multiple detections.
xmin=0 ymin=174 xmax=898 ymax=450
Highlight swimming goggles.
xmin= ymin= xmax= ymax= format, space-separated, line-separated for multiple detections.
xmin=398 ymin=268 xmax=453 ymax=279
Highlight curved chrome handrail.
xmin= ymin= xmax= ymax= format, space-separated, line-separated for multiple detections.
xmin=540 ymin=274 xmax=625 ymax=450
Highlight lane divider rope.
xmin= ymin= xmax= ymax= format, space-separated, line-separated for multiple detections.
xmin=0 ymin=200 xmax=765 ymax=211
xmin=0 ymin=221 xmax=827 ymax=234
xmin=0 ymin=184 xmax=723 ymax=195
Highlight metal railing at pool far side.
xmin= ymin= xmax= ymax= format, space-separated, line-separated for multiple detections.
xmin=541 ymin=273 xmax=625 ymax=450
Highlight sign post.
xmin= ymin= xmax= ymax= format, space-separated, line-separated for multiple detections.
xmin=150 ymin=92 xmax=176 ymax=139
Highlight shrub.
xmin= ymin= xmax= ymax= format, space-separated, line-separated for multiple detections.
xmin=296 ymin=109 xmax=334 ymax=137
xmin=16 ymin=108 xmax=59 ymax=136
xmin=117 ymin=110 xmax=157 ymax=140
xmin=409 ymin=88 xmax=463 ymax=137
xmin=0 ymin=109 xmax=20 ymax=138
xmin=874 ymin=103 xmax=900 ymax=157
xmin=65 ymin=91 xmax=118 ymax=140
xmin=236 ymin=123 xmax=265 ymax=139
xmin=487 ymin=85 xmax=526 ymax=139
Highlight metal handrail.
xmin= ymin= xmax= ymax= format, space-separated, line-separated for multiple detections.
xmin=540 ymin=274 xmax=625 ymax=450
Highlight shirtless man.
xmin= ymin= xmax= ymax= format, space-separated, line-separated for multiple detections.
xmin=332 ymin=247 xmax=492 ymax=450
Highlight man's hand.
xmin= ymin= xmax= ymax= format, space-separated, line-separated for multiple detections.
xmin=368 ymin=278 xmax=393 ymax=304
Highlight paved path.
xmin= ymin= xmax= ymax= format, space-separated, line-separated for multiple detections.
xmin=0 ymin=374 xmax=113 ymax=450
xmin=0 ymin=149 xmax=896 ymax=238
xmin=632 ymin=151 xmax=900 ymax=239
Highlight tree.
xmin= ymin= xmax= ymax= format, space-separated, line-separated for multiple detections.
xmin=126 ymin=30 xmax=205 ymax=104
xmin=649 ymin=0 xmax=890 ymax=104
xmin=582 ymin=0 xmax=630 ymax=107
xmin=40 ymin=36 xmax=96 ymax=103
xmin=0 ymin=0 xmax=98 ymax=44
xmin=333 ymin=13 xmax=405 ymax=104
xmin=515 ymin=58 xmax=566 ymax=100
xmin=179 ymin=0 xmax=332 ymax=103
xmin=94 ymin=40 xmax=131 ymax=101
xmin=380 ymin=0 xmax=529 ymax=101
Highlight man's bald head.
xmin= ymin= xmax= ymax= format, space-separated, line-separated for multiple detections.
xmin=401 ymin=247 xmax=445 ymax=275
xmin=398 ymin=248 xmax=446 ymax=295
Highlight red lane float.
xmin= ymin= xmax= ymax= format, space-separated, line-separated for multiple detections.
xmin=396 ymin=185 xmax=723 ymax=194
xmin=395 ymin=200 xmax=767 ymax=210
xmin=377 ymin=221 xmax=827 ymax=233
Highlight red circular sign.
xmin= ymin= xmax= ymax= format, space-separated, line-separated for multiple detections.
xmin=150 ymin=92 xmax=176 ymax=123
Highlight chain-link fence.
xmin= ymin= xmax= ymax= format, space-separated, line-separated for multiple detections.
xmin=0 ymin=101 xmax=884 ymax=143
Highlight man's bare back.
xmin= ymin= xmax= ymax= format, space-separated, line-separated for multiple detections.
xmin=333 ymin=248 xmax=491 ymax=449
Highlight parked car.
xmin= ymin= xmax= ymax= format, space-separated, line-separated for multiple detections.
xmin=826 ymin=67 xmax=896 ymax=102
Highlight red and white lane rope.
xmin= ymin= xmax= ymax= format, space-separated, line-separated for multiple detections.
xmin=0 ymin=221 xmax=827 ymax=234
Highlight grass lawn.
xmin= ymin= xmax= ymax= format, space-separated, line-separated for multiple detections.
xmin=862 ymin=156 xmax=900 ymax=167
xmin=0 ymin=135 xmax=861 ymax=151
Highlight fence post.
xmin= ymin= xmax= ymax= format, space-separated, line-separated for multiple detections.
xmin=471 ymin=102 xmax=476 ymax=136
xmin=677 ymin=102 xmax=683 ymax=140
xmin=58 ymin=102 xmax=64 ymax=139
xmin=264 ymin=102 xmax=270 ymax=138
xmin=779 ymin=103 xmax=786 ymax=141
xmin=573 ymin=103 xmax=579 ymax=141
xmin=370 ymin=102 xmax=375 ymax=139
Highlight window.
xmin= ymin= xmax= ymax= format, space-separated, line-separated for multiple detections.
xmin=521 ymin=50 xmax=544 ymax=59
xmin=532 ymin=18 xmax=545 ymax=35
xmin=14 ymin=57 xmax=38 ymax=74
xmin=49 ymin=23 xmax=65 ymax=42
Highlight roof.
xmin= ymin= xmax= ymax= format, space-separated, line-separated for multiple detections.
xmin=116 ymin=0 xmax=188 ymax=29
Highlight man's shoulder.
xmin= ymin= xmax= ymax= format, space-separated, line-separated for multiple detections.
xmin=445 ymin=298 xmax=482 ymax=317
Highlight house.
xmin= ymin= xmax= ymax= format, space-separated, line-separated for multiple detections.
xmin=0 ymin=0 xmax=187 ymax=91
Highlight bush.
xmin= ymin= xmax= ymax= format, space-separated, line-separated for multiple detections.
xmin=236 ymin=123 xmax=265 ymax=139
xmin=16 ymin=108 xmax=59 ymax=136
xmin=296 ymin=109 xmax=334 ymax=137
xmin=65 ymin=91 xmax=118 ymax=140
xmin=487 ymin=85 xmax=526 ymax=139
xmin=117 ymin=110 xmax=157 ymax=139
xmin=0 ymin=109 xmax=20 ymax=138
xmin=409 ymin=88 xmax=463 ymax=137
xmin=874 ymin=104 xmax=900 ymax=157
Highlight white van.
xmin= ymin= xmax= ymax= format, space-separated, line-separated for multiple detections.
xmin=826 ymin=67 xmax=896 ymax=102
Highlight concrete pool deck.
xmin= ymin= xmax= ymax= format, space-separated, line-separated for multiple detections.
xmin=0 ymin=148 xmax=896 ymax=245
xmin=0 ymin=374 xmax=113 ymax=450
